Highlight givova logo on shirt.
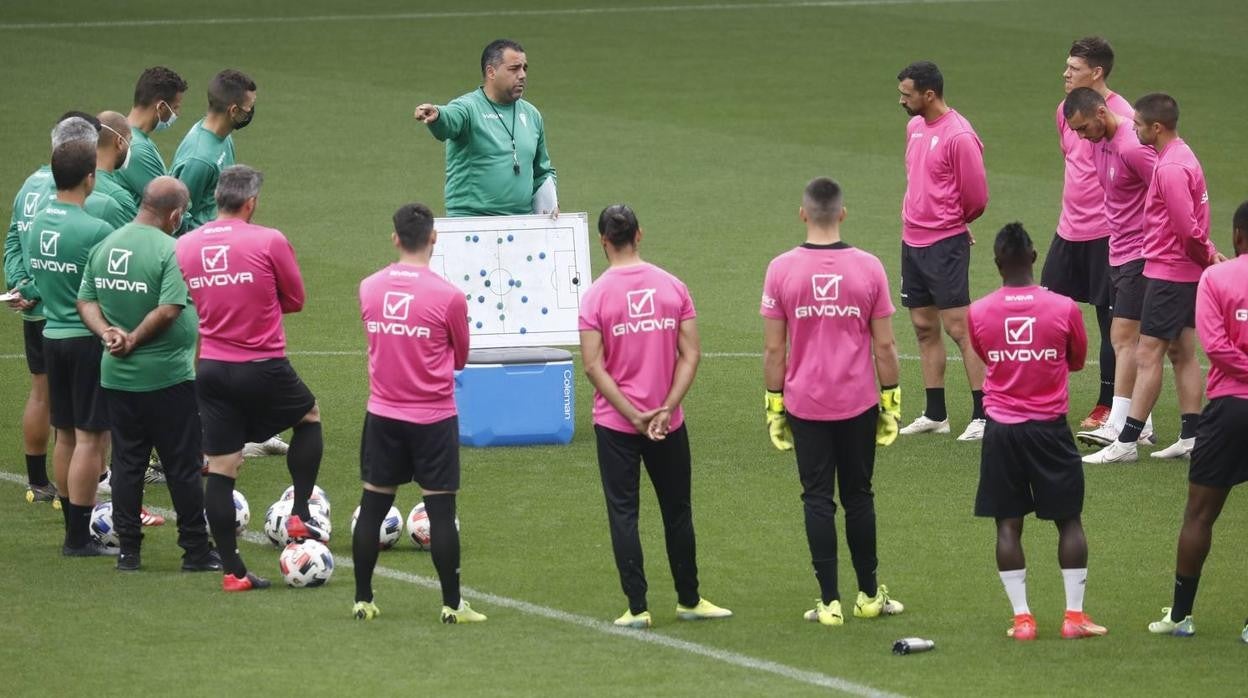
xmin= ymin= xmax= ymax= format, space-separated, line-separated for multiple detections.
xmin=987 ymin=316 xmax=1058 ymax=362
xmin=22 ymin=192 xmax=40 ymax=219
xmin=796 ymin=273 xmax=861 ymax=319
xmin=188 ymin=244 xmax=254 ymax=289
xmin=94 ymin=248 xmax=149 ymax=293
xmin=1235 ymin=309 xmax=1247 ymax=322
xmin=612 ymin=288 xmax=676 ymax=336
xmin=366 ymin=291 xmax=432 ymax=338
xmin=29 ymin=230 xmax=78 ymax=274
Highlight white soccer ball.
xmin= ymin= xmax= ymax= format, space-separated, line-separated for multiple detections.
xmin=233 ymin=490 xmax=251 ymax=535
xmin=263 ymin=500 xmax=333 ymax=547
xmin=279 ymin=540 xmax=334 ymax=588
xmin=90 ymin=501 xmax=120 ymax=548
xmin=280 ymin=485 xmax=331 ymax=516
xmin=406 ymin=502 xmax=460 ymax=551
xmin=350 ymin=505 xmax=403 ymax=550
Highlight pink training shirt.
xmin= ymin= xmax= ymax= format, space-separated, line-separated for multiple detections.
xmin=175 ymin=218 xmax=305 ymax=362
xmin=1196 ymin=255 xmax=1248 ymax=400
xmin=360 ymin=262 xmax=469 ymax=424
xmin=1142 ymin=138 xmax=1216 ymax=283
xmin=760 ymin=244 xmax=895 ymax=421
xmin=1056 ymin=91 xmax=1134 ymax=242
xmin=902 ymin=109 xmax=989 ymax=247
xmin=968 ymin=285 xmax=1087 ymax=424
xmin=579 ymin=263 xmax=695 ymax=435
xmin=1093 ymin=117 xmax=1156 ymax=266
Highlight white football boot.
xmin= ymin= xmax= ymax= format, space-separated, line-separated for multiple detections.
xmin=899 ymin=414 xmax=950 ymax=435
xmin=1083 ymin=439 xmax=1138 ymax=464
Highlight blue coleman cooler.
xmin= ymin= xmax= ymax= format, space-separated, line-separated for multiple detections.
xmin=453 ymin=347 xmax=576 ymax=447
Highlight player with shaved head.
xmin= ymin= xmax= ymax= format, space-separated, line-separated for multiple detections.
xmin=761 ymin=177 xmax=905 ymax=627
xmin=87 ymin=111 xmax=138 ymax=229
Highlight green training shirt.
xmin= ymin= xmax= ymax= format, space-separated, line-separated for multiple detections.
xmin=79 ymin=222 xmax=197 ymax=391
xmin=427 ymin=89 xmax=556 ymax=217
xmin=84 ymin=180 xmax=130 ymax=231
xmin=22 ymin=200 xmax=113 ymax=338
xmin=116 ymin=126 xmax=167 ymax=206
xmin=170 ymin=120 xmax=235 ymax=233
xmin=4 ymin=165 xmax=56 ymax=320
xmin=91 ymin=169 xmax=138 ymax=228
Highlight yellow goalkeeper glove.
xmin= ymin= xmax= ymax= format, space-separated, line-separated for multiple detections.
xmin=877 ymin=386 xmax=901 ymax=446
xmin=765 ymin=390 xmax=794 ymax=451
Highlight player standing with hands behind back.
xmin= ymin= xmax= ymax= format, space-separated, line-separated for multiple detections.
xmin=578 ymin=204 xmax=731 ymax=629
xmin=895 ymin=61 xmax=990 ymax=441
xmin=761 ymin=178 xmax=905 ymax=626
xmin=968 ymin=222 xmax=1106 ymax=641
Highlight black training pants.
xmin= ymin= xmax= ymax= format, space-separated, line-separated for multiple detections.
xmin=105 ymin=381 xmax=211 ymax=557
xmin=594 ymin=423 xmax=700 ymax=612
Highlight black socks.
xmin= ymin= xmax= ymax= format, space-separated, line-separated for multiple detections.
xmin=205 ymin=473 xmax=246 ymax=577
xmin=353 ymin=489 xmax=396 ymax=604
xmin=1180 ymin=413 xmax=1199 ymax=440
xmin=924 ymin=388 xmax=947 ymax=422
xmin=287 ymin=423 xmax=323 ymax=520
xmin=26 ymin=454 xmax=48 ymax=487
xmin=424 ymin=493 xmax=462 ymax=609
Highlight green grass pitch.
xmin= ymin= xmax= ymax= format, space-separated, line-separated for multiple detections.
xmin=0 ymin=1 xmax=1245 ymax=695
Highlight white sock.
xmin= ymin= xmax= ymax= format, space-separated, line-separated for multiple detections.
xmin=999 ymin=569 xmax=1029 ymax=615
xmin=1108 ymin=397 xmax=1131 ymax=431
xmin=1062 ymin=568 xmax=1087 ymax=613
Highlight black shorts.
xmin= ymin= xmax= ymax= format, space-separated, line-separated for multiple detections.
xmin=1041 ymin=235 xmax=1112 ymax=307
xmin=46 ymin=335 xmax=108 ymax=431
xmin=359 ymin=412 xmax=460 ymax=490
xmin=196 ymin=358 xmax=316 ymax=456
xmin=1140 ymin=278 xmax=1198 ymax=340
xmin=1188 ymin=397 xmax=1248 ymax=488
xmin=975 ymin=416 xmax=1083 ymax=520
xmin=1109 ymin=259 xmax=1147 ymax=321
xmin=900 ymin=233 xmax=971 ymax=309
xmin=23 ymin=318 xmax=46 ymax=375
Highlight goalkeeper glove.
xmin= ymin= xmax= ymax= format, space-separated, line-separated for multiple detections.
xmin=765 ymin=390 xmax=794 ymax=451
xmin=876 ymin=386 xmax=901 ymax=446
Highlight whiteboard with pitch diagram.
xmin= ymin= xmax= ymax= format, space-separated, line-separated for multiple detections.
xmin=429 ymin=213 xmax=593 ymax=348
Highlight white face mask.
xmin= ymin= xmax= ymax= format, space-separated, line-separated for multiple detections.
xmin=100 ymin=123 xmax=132 ymax=171
xmin=120 ymin=145 xmax=132 ymax=171
xmin=154 ymin=102 xmax=177 ymax=132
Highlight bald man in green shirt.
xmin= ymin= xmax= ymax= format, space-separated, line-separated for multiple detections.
xmin=415 ymin=39 xmax=558 ymax=217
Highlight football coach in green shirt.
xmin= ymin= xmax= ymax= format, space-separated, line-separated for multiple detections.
xmin=78 ymin=176 xmax=219 ymax=573
xmin=414 ymin=39 xmax=558 ymax=217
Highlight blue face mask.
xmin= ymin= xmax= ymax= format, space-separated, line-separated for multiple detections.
xmin=153 ymin=101 xmax=177 ymax=133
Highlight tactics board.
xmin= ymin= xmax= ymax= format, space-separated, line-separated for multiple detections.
xmin=430 ymin=213 xmax=593 ymax=349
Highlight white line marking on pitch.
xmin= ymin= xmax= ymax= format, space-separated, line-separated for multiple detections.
xmin=0 ymin=0 xmax=1009 ymax=30
xmin=0 ymin=470 xmax=902 ymax=697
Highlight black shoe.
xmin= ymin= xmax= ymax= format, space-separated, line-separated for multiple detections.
xmin=63 ymin=541 xmax=120 ymax=557
xmin=181 ymin=548 xmax=223 ymax=572
xmin=116 ymin=552 xmax=141 ymax=571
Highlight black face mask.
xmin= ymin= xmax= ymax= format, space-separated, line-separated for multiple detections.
xmin=233 ymin=105 xmax=255 ymax=130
